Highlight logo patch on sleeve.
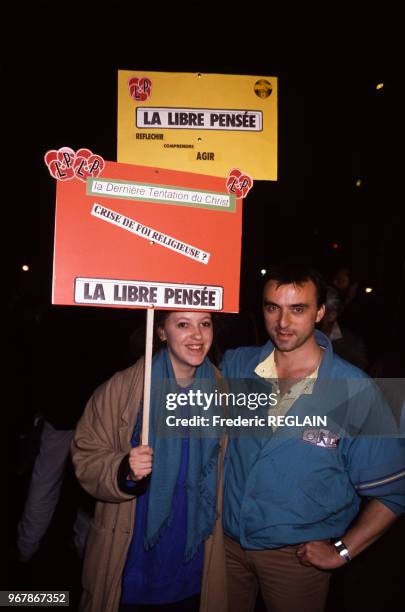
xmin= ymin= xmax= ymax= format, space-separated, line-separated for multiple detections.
xmin=303 ymin=429 xmax=339 ymax=448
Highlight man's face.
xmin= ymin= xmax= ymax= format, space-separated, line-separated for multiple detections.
xmin=263 ymin=280 xmax=325 ymax=352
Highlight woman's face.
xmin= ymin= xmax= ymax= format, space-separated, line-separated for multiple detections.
xmin=158 ymin=311 xmax=213 ymax=378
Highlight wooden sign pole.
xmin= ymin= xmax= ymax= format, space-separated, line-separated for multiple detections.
xmin=141 ymin=308 xmax=154 ymax=445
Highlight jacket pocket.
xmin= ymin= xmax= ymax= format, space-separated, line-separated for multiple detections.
xmin=294 ymin=470 xmax=356 ymax=523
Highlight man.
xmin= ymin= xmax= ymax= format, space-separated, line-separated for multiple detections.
xmin=221 ymin=262 xmax=404 ymax=612
xmin=16 ymin=308 xmax=95 ymax=563
xmin=319 ymin=286 xmax=368 ymax=370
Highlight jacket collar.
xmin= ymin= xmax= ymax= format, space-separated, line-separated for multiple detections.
xmin=255 ymin=329 xmax=334 ymax=380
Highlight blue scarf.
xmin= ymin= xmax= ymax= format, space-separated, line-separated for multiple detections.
xmin=144 ymin=348 xmax=220 ymax=562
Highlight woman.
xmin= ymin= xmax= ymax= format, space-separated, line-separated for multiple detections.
xmin=71 ymin=310 xmax=227 ymax=612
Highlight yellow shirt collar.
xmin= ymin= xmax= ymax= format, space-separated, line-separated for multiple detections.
xmin=254 ymin=349 xmax=322 ymax=397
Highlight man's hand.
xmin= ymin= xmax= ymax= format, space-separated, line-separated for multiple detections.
xmin=128 ymin=445 xmax=153 ymax=481
xmin=296 ymin=501 xmax=398 ymax=570
xmin=296 ymin=540 xmax=345 ymax=570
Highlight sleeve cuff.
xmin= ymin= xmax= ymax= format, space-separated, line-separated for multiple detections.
xmin=375 ymin=495 xmax=405 ymax=516
xmin=117 ymin=454 xmax=149 ymax=496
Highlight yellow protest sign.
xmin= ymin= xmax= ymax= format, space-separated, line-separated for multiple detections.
xmin=118 ymin=70 xmax=277 ymax=181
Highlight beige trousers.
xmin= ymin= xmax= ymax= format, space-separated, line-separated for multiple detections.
xmin=224 ymin=535 xmax=331 ymax=612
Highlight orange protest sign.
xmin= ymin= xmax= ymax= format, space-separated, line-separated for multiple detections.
xmin=52 ymin=161 xmax=243 ymax=312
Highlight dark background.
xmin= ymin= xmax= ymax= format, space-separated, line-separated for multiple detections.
xmin=6 ymin=2 xmax=404 ymax=342
xmin=4 ymin=2 xmax=404 ymax=610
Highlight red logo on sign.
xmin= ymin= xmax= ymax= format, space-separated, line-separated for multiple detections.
xmin=73 ymin=148 xmax=105 ymax=181
xmin=44 ymin=148 xmax=105 ymax=182
xmin=226 ymin=169 xmax=253 ymax=198
xmin=44 ymin=147 xmax=76 ymax=181
xmin=128 ymin=77 xmax=152 ymax=101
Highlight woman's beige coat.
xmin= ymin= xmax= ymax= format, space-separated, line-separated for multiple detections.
xmin=72 ymin=358 xmax=227 ymax=612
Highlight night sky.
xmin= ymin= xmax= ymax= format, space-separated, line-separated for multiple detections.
xmin=6 ymin=2 xmax=404 ymax=351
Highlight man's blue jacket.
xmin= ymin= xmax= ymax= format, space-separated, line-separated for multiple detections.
xmin=221 ymin=330 xmax=405 ymax=549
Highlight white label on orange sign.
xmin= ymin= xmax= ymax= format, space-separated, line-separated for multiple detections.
xmin=74 ymin=278 xmax=223 ymax=309
xmin=91 ymin=203 xmax=210 ymax=264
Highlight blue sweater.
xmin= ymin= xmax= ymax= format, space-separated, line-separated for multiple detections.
xmin=221 ymin=330 xmax=405 ymax=549
xmin=121 ymin=423 xmax=203 ymax=604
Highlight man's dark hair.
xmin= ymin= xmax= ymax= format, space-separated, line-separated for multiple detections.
xmin=263 ymin=261 xmax=327 ymax=307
